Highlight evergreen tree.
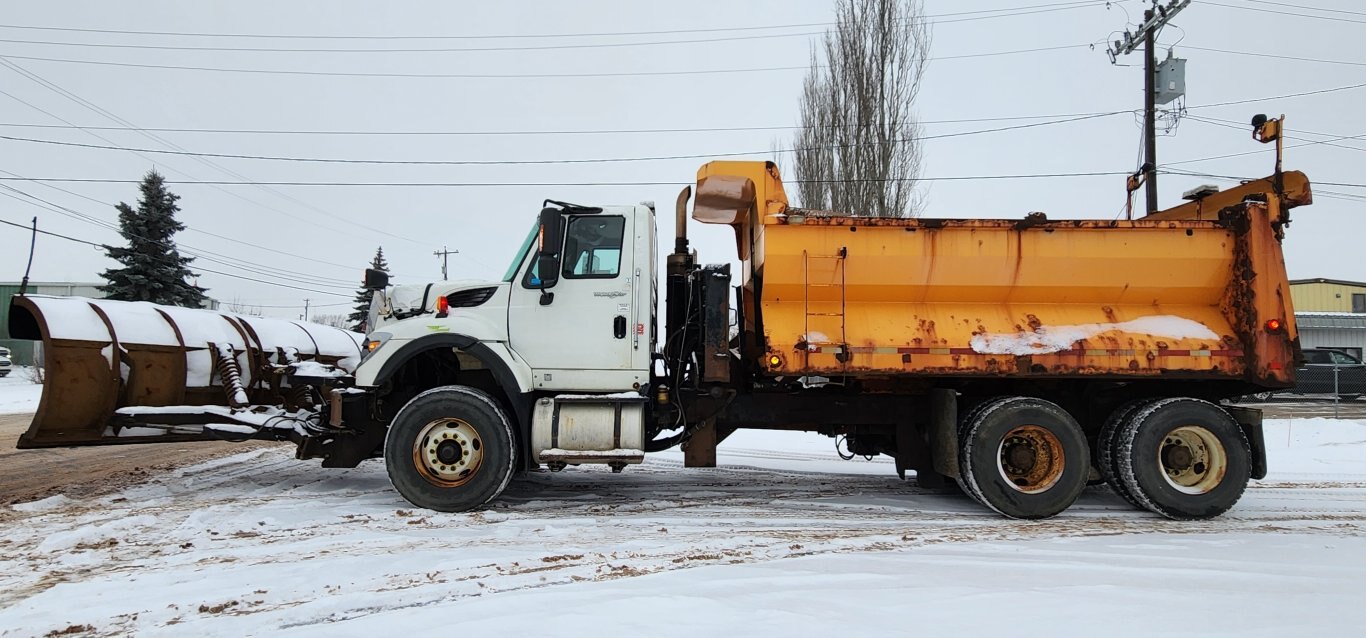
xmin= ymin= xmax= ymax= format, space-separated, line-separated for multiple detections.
xmin=99 ymin=170 xmax=208 ymax=306
xmin=348 ymin=247 xmax=389 ymax=333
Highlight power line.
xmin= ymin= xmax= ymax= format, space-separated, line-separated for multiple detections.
xmin=1161 ymin=167 xmax=1366 ymax=188
xmin=231 ymin=300 xmax=353 ymax=309
xmin=1201 ymin=0 xmax=1366 ymax=25
xmin=0 ymin=59 xmax=434 ymax=250
xmin=1239 ymin=0 xmax=1366 ymax=17
xmin=0 ymin=181 xmax=359 ymax=291
xmin=1191 ymin=114 xmax=1366 ymax=148
xmin=0 ymin=107 xmax=1139 ymax=137
xmin=0 ymin=31 xmax=830 ymax=54
xmin=0 ymin=55 xmax=808 ymax=79
xmin=1181 ymin=44 xmax=1366 ymax=68
xmin=0 ymin=166 xmax=428 ymax=281
xmin=1184 ymin=81 xmax=1366 ymax=110
xmin=0 ymin=214 xmax=102 ymax=247
xmin=6 ymin=78 xmax=1361 ymax=166
xmin=1184 ymin=114 xmax=1366 ymax=153
xmin=0 ymin=171 xmax=1135 ymax=188
xmin=0 ymin=44 xmax=1091 ymax=79
xmin=0 ymin=112 xmax=1127 ymax=166
xmin=0 ymin=203 xmax=354 ymax=298
xmin=0 ymin=2 xmax=1116 ymax=41
xmin=16 ymin=175 xmax=359 ymax=271
xmin=1155 ymin=170 xmax=1366 ymax=207
xmin=1 ymin=178 xmax=360 ymax=290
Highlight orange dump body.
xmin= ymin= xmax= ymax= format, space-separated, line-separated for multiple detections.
xmin=695 ymin=161 xmax=1304 ymax=388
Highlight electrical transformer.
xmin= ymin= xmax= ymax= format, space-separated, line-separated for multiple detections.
xmin=1155 ymin=54 xmax=1186 ymax=105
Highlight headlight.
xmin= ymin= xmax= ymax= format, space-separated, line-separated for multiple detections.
xmin=362 ymin=332 xmax=392 ymax=361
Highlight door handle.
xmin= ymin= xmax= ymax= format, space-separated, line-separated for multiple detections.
xmin=613 ymin=315 xmax=627 ymax=339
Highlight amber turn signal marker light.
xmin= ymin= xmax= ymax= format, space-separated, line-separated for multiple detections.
xmin=1265 ymin=318 xmax=1282 ymax=333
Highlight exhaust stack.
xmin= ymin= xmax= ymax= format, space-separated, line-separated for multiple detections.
xmin=673 ymin=185 xmax=691 ymax=257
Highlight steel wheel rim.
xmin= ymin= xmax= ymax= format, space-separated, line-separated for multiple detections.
xmin=1159 ymin=425 xmax=1226 ymax=495
xmin=413 ymin=418 xmax=484 ymax=488
xmin=996 ymin=424 xmax=1066 ymax=494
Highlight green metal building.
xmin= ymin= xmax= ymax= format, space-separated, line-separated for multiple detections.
xmin=1 ymin=282 xmax=104 ymax=366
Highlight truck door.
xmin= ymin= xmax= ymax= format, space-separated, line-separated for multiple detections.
xmin=507 ymin=211 xmax=645 ymax=391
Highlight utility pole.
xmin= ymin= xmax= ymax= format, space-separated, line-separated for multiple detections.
xmin=1144 ymin=18 xmax=1157 ymax=215
xmin=433 ymin=246 xmax=458 ymax=281
xmin=302 ymin=298 xmax=310 ymax=322
xmin=1107 ymin=0 xmax=1190 ymax=215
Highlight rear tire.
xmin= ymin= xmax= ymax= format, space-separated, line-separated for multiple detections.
xmin=1116 ymin=398 xmax=1250 ymax=520
xmin=1097 ymin=398 xmax=1157 ymax=510
xmin=953 ymin=396 xmax=1011 ymax=508
xmin=385 ymin=386 xmax=517 ymax=513
xmin=958 ymin=396 xmax=1090 ymax=519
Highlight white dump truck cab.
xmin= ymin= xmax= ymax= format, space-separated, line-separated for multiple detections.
xmin=347 ymin=200 xmax=660 ymax=509
xmin=356 ymin=201 xmax=657 ymax=392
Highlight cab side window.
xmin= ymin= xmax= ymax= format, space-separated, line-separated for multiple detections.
xmin=1304 ymin=351 xmax=1331 ymax=364
xmin=1330 ymin=351 xmax=1359 ymax=365
xmin=562 ymin=216 xmax=624 ymax=279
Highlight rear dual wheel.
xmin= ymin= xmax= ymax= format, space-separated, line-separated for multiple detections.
xmin=1102 ymin=398 xmax=1250 ymax=520
xmin=957 ymin=397 xmax=1090 ymax=519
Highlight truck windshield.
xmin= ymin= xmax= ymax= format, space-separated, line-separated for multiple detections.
xmin=503 ymin=221 xmax=538 ymax=282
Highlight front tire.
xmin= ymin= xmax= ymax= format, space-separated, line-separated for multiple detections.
xmin=1115 ymin=398 xmax=1250 ymax=520
xmin=958 ymin=396 xmax=1090 ymax=519
xmin=385 ymin=386 xmax=517 ymax=512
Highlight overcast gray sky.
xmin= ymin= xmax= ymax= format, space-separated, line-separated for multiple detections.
xmin=0 ymin=0 xmax=1361 ymax=319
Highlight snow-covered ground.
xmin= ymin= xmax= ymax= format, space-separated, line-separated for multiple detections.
xmin=0 ymin=371 xmax=41 ymax=416
xmin=0 ymin=403 xmax=1363 ymax=636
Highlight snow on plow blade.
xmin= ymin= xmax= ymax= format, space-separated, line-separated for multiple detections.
xmin=8 ymin=295 xmax=363 ymax=448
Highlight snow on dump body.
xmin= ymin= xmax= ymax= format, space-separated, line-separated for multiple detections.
xmin=969 ymin=316 xmax=1222 ymax=356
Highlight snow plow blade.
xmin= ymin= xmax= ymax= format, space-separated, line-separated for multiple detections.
xmin=8 ymin=295 xmax=363 ymax=448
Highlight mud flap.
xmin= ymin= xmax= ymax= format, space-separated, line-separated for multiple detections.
xmin=1224 ymin=404 xmax=1268 ymax=480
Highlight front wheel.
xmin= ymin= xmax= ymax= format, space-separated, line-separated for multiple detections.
xmin=1115 ymin=398 xmax=1250 ymax=520
xmin=385 ymin=386 xmax=517 ymax=512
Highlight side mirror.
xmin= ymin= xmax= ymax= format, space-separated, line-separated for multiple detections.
xmin=534 ymin=207 xmax=565 ymax=304
xmin=363 ymin=268 xmax=389 ymax=290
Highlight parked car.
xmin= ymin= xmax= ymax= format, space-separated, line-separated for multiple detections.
xmin=0 ymin=345 xmax=11 ymax=377
xmin=1244 ymin=348 xmax=1366 ymax=400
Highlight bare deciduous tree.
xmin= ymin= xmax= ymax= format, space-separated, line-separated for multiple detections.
xmin=225 ymin=297 xmax=262 ymax=317
xmin=792 ymin=0 xmax=931 ymax=218
xmin=310 ymin=313 xmax=350 ymax=329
